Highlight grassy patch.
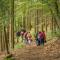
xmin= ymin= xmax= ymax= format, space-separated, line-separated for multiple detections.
xmin=4 ymin=57 xmax=13 ymax=60
xmin=15 ymin=42 xmax=25 ymax=49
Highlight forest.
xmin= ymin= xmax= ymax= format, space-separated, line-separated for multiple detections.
xmin=0 ymin=0 xmax=60 ymax=60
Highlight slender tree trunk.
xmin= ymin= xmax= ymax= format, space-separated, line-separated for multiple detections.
xmin=45 ymin=16 xmax=47 ymax=32
xmin=54 ymin=19 xmax=56 ymax=34
xmin=4 ymin=26 xmax=10 ymax=54
xmin=22 ymin=14 xmax=26 ymax=30
xmin=51 ymin=15 xmax=54 ymax=36
xmin=29 ymin=10 xmax=31 ymax=30
xmin=36 ymin=9 xmax=39 ymax=32
xmin=11 ymin=0 xmax=14 ymax=49
xmin=0 ymin=31 xmax=3 ymax=51
xmin=42 ymin=19 xmax=44 ymax=31
xmin=34 ymin=5 xmax=37 ymax=33
xmin=2 ymin=29 xmax=6 ymax=51
xmin=7 ymin=25 xmax=10 ymax=49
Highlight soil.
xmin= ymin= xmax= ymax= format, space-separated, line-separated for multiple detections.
xmin=0 ymin=37 xmax=60 ymax=60
xmin=13 ymin=38 xmax=60 ymax=60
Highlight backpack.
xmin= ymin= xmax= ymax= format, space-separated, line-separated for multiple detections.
xmin=25 ymin=32 xmax=28 ymax=39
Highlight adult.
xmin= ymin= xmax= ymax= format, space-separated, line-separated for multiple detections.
xmin=42 ymin=31 xmax=46 ymax=43
xmin=38 ymin=32 xmax=41 ymax=46
xmin=23 ymin=32 xmax=28 ymax=44
xmin=35 ymin=32 xmax=39 ymax=46
xmin=40 ymin=31 xmax=46 ymax=45
xmin=27 ymin=32 xmax=32 ymax=45
xmin=20 ymin=29 xmax=26 ymax=42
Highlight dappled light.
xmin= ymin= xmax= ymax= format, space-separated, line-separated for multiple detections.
xmin=0 ymin=0 xmax=60 ymax=60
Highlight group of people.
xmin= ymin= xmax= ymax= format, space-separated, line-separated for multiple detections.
xmin=16 ymin=29 xmax=46 ymax=46
xmin=16 ymin=30 xmax=32 ymax=45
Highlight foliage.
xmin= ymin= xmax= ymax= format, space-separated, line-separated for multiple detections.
xmin=0 ymin=0 xmax=60 ymax=54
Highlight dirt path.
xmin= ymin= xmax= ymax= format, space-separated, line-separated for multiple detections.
xmin=0 ymin=37 xmax=60 ymax=60
xmin=13 ymin=38 xmax=60 ymax=60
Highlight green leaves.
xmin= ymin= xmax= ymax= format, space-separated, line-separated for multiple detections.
xmin=0 ymin=0 xmax=11 ymax=27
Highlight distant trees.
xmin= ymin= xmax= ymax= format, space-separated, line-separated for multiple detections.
xmin=48 ymin=0 xmax=60 ymax=35
xmin=0 ymin=0 xmax=15 ymax=54
xmin=0 ymin=0 xmax=60 ymax=54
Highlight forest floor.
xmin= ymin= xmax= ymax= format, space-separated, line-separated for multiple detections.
xmin=0 ymin=37 xmax=60 ymax=60
xmin=13 ymin=37 xmax=60 ymax=60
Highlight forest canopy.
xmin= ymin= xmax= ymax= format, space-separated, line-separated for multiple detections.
xmin=0 ymin=0 xmax=60 ymax=55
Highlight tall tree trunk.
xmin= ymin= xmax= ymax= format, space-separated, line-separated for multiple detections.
xmin=11 ymin=0 xmax=14 ymax=49
xmin=42 ymin=19 xmax=44 ymax=31
xmin=0 ymin=31 xmax=3 ymax=51
xmin=35 ymin=10 xmax=37 ymax=33
xmin=45 ymin=16 xmax=47 ymax=32
xmin=36 ymin=9 xmax=39 ymax=32
xmin=51 ymin=15 xmax=54 ymax=36
xmin=22 ymin=14 xmax=26 ymax=30
xmin=4 ymin=26 xmax=10 ymax=54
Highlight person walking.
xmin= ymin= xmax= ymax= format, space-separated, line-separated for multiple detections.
xmin=38 ymin=32 xmax=41 ymax=46
xmin=27 ymin=32 xmax=32 ymax=45
xmin=23 ymin=32 xmax=28 ymax=44
xmin=35 ymin=32 xmax=39 ymax=46
xmin=40 ymin=31 xmax=46 ymax=46
xmin=42 ymin=31 xmax=46 ymax=43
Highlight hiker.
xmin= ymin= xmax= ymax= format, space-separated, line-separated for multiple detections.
xmin=42 ymin=31 xmax=46 ymax=43
xmin=20 ymin=31 xmax=25 ymax=42
xmin=38 ymin=32 xmax=41 ymax=46
xmin=20 ymin=28 xmax=26 ymax=36
xmin=27 ymin=32 xmax=32 ymax=45
xmin=40 ymin=31 xmax=46 ymax=46
xmin=35 ymin=32 xmax=39 ymax=46
xmin=23 ymin=32 xmax=28 ymax=44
